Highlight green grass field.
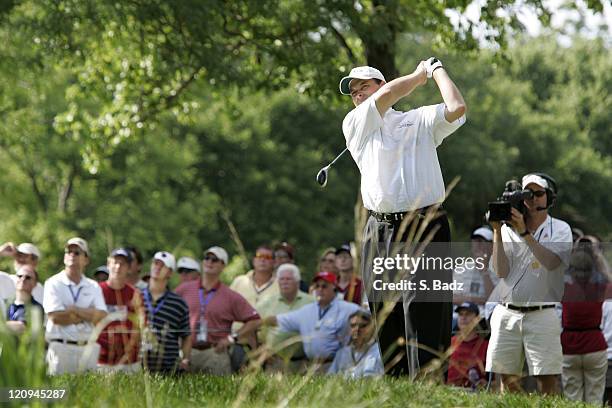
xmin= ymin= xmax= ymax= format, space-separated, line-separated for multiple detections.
xmin=0 ymin=324 xmax=596 ymax=408
xmin=33 ymin=373 xmax=591 ymax=408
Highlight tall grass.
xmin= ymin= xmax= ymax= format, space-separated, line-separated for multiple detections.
xmin=0 ymin=308 xmax=47 ymax=407
xmin=0 ymin=316 xmax=592 ymax=408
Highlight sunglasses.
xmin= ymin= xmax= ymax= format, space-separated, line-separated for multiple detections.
xmin=177 ymin=268 xmax=198 ymax=274
xmin=203 ymin=255 xmax=221 ymax=263
xmin=255 ymin=253 xmax=274 ymax=260
xmin=528 ymin=189 xmax=546 ymax=198
xmin=65 ymin=249 xmax=83 ymax=256
xmin=16 ymin=274 xmax=33 ymax=281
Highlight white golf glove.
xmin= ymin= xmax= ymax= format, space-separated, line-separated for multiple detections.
xmin=425 ymin=57 xmax=443 ymax=78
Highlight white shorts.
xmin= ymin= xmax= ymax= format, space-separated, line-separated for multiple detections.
xmin=46 ymin=341 xmax=101 ymax=375
xmin=486 ymin=304 xmax=562 ymax=376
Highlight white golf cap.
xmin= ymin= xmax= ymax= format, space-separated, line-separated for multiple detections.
xmin=177 ymin=256 xmax=201 ymax=272
xmin=17 ymin=243 xmax=41 ymax=259
xmin=339 ymin=66 xmax=386 ymax=95
xmin=153 ymin=251 xmax=176 ymax=271
xmin=204 ymin=246 xmax=228 ymax=265
xmin=471 ymin=227 xmax=493 ymax=242
xmin=65 ymin=237 xmax=90 ymax=257
xmin=522 ymin=174 xmax=548 ymax=189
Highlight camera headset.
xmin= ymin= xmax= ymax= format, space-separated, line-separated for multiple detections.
xmin=522 ymin=172 xmax=557 ymax=211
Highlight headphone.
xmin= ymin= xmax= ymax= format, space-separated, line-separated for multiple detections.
xmin=522 ymin=172 xmax=557 ymax=209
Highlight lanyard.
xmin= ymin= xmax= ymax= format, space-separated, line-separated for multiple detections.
xmin=318 ymin=304 xmax=332 ymax=320
xmin=351 ymin=341 xmax=376 ymax=366
xmin=68 ymin=285 xmax=83 ymax=304
xmin=143 ymin=288 xmax=167 ymax=318
xmin=198 ymin=287 xmax=217 ymax=319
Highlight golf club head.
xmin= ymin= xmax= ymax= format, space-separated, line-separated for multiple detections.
xmin=316 ymin=167 xmax=328 ymax=187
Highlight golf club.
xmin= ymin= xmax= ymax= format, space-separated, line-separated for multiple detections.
xmin=316 ymin=147 xmax=349 ymax=188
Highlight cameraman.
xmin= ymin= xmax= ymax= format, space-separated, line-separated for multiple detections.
xmin=486 ymin=173 xmax=572 ymax=394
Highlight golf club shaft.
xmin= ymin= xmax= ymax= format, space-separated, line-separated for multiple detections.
xmin=328 ymin=147 xmax=348 ymax=167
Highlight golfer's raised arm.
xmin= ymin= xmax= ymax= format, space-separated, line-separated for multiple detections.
xmin=374 ymin=63 xmax=427 ymax=116
xmin=432 ymin=68 xmax=466 ymax=123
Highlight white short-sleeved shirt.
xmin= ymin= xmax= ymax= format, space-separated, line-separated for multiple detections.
xmin=342 ymin=97 xmax=466 ymax=213
xmin=0 ymin=271 xmax=16 ymax=303
xmin=489 ymin=215 xmax=572 ymax=305
xmin=43 ymin=270 xmax=107 ymax=342
xmin=277 ymin=299 xmax=361 ymax=360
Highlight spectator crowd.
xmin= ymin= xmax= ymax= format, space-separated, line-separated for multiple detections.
xmin=2 ymin=230 xmax=612 ymax=405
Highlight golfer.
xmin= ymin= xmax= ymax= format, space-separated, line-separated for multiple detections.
xmin=339 ymin=58 xmax=467 ymax=377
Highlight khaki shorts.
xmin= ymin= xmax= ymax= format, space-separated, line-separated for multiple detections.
xmin=46 ymin=341 xmax=100 ymax=375
xmin=486 ymin=304 xmax=562 ymax=376
xmin=97 ymin=362 xmax=141 ymax=374
xmin=190 ymin=348 xmax=232 ymax=375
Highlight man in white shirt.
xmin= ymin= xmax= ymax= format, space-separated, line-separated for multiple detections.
xmin=487 ymin=173 xmax=572 ymax=394
xmin=43 ymin=237 xmax=108 ymax=375
xmin=339 ymin=58 xmax=466 ymax=376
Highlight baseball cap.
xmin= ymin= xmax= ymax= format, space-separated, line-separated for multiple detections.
xmin=204 ymin=246 xmax=228 ymax=265
xmin=16 ymin=243 xmax=41 ymax=259
xmin=455 ymin=302 xmax=479 ymax=315
xmin=335 ymin=243 xmax=352 ymax=256
xmin=522 ymin=174 xmax=548 ymax=189
xmin=153 ymin=251 xmax=176 ymax=271
xmin=94 ymin=265 xmax=109 ymax=276
xmin=177 ymin=256 xmax=201 ymax=272
xmin=339 ymin=66 xmax=386 ymax=95
xmin=65 ymin=237 xmax=90 ymax=257
xmin=471 ymin=227 xmax=493 ymax=242
xmin=274 ymin=242 xmax=294 ymax=259
xmin=313 ymin=271 xmax=338 ymax=287
xmin=110 ymin=247 xmax=133 ymax=262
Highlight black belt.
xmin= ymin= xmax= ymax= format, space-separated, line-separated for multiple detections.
xmin=48 ymin=339 xmax=88 ymax=346
xmin=504 ymin=304 xmax=555 ymax=313
xmin=192 ymin=342 xmax=214 ymax=351
xmin=368 ymin=205 xmax=442 ymax=222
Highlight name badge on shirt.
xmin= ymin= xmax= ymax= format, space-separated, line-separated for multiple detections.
xmin=197 ymin=318 xmax=208 ymax=343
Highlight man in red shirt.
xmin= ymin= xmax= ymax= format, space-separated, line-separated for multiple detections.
xmin=561 ymin=246 xmax=611 ymax=404
xmin=97 ymin=248 xmax=143 ymax=373
xmin=175 ymin=246 xmax=260 ymax=375
xmin=447 ymin=302 xmax=488 ymax=389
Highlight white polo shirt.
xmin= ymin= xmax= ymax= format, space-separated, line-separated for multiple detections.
xmin=43 ymin=270 xmax=107 ymax=342
xmin=342 ymin=97 xmax=466 ymax=213
xmin=489 ymin=215 xmax=572 ymax=306
xmin=0 ymin=271 xmax=15 ymax=302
